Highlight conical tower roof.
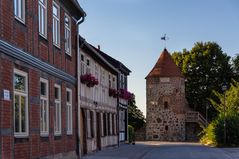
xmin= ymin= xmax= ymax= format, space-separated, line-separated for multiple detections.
xmin=146 ymin=48 xmax=184 ymax=78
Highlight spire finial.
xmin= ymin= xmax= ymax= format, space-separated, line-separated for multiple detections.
xmin=161 ymin=34 xmax=169 ymax=48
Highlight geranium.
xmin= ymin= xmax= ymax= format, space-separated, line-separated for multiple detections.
xmin=80 ymin=73 xmax=99 ymax=87
xmin=119 ymin=89 xmax=133 ymax=101
xmin=109 ymin=88 xmax=118 ymax=98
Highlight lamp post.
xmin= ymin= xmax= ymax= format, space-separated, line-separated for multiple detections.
xmin=222 ymin=82 xmax=227 ymax=145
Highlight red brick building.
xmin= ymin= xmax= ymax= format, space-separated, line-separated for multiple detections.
xmin=0 ymin=0 xmax=85 ymax=158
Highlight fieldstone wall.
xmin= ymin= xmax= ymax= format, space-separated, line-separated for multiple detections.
xmin=146 ymin=77 xmax=187 ymax=141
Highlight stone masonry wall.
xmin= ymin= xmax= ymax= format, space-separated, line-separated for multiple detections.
xmin=146 ymin=77 xmax=187 ymax=141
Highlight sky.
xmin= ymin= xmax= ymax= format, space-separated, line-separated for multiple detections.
xmin=79 ymin=0 xmax=239 ymax=116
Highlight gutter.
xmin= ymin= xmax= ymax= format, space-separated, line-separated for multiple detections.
xmin=76 ymin=15 xmax=85 ymax=159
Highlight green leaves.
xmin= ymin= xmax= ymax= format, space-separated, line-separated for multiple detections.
xmin=128 ymin=96 xmax=146 ymax=130
xmin=210 ymin=80 xmax=239 ymax=114
xmin=172 ymin=42 xmax=234 ymax=119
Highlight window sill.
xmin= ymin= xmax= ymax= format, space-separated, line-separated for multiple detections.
xmin=15 ymin=16 xmax=25 ymax=25
xmin=40 ymin=133 xmax=49 ymax=137
xmin=54 ymin=133 xmax=62 ymax=136
xmin=53 ymin=43 xmax=61 ymax=50
xmin=39 ymin=33 xmax=48 ymax=41
xmin=14 ymin=133 xmax=29 ymax=138
xmin=65 ymin=51 xmax=72 ymax=57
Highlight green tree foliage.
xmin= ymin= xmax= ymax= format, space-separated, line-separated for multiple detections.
xmin=128 ymin=125 xmax=135 ymax=143
xmin=210 ymin=80 xmax=239 ymax=114
xmin=201 ymin=113 xmax=239 ymax=147
xmin=232 ymin=54 xmax=239 ymax=79
xmin=172 ymin=42 xmax=234 ymax=119
xmin=201 ymin=80 xmax=239 ymax=147
xmin=128 ymin=95 xmax=146 ymax=130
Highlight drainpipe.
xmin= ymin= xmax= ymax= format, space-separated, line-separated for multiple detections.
xmin=76 ymin=14 xmax=85 ymax=159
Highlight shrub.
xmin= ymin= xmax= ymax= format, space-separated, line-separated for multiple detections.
xmin=200 ymin=121 xmax=217 ymax=146
xmin=214 ymin=113 xmax=239 ymax=147
xmin=201 ymin=112 xmax=239 ymax=147
xmin=128 ymin=125 xmax=135 ymax=144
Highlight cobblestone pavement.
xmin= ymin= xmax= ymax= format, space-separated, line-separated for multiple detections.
xmin=82 ymin=141 xmax=239 ymax=159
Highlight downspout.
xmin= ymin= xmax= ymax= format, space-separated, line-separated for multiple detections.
xmin=76 ymin=14 xmax=85 ymax=159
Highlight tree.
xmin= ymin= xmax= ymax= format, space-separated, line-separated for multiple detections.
xmin=202 ymin=81 xmax=239 ymax=146
xmin=232 ymin=54 xmax=239 ymax=80
xmin=172 ymin=42 xmax=234 ymax=120
xmin=128 ymin=95 xmax=146 ymax=130
xmin=210 ymin=80 xmax=239 ymax=114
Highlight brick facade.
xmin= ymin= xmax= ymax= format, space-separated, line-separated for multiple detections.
xmin=0 ymin=0 xmax=85 ymax=158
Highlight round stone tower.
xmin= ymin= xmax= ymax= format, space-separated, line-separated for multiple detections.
xmin=146 ymin=48 xmax=187 ymax=141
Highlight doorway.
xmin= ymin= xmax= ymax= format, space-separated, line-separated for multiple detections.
xmin=96 ymin=112 xmax=101 ymax=150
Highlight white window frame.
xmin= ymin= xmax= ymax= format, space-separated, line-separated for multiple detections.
xmin=66 ymin=88 xmax=73 ymax=135
xmin=38 ymin=0 xmax=47 ymax=38
xmin=52 ymin=1 xmax=60 ymax=48
xmin=54 ymin=84 xmax=61 ymax=136
xmin=14 ymin=0 xmax=25 ymax=23
xmin=40 ymin=78 xmax=49 ymax=136
xmin=14 ymin=69 xmax=28 ymax=137
xmin=64 ymin=13 xmax=71 ymax=55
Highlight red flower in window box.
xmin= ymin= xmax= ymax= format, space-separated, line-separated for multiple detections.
xmin=119 ymin=89 xmax=134 ymax=101
xmin=80 ymin=74 xmax=99 ymax=87
xmin=109 ymin=88 xmax=118 ymax=98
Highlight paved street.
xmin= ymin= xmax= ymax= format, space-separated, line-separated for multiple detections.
xmin=82 ymin=142 xmax=239 ymax=159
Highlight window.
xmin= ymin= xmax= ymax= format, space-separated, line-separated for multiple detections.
xmin=113 ymin=114 xmax=117 ymax=135
xmin=81 ymin=54 xmax=86 ymax=75
xmin=65 ymin=14 xmax=71 ymax=55
xmin=109 ymin=74 xmax=112 ymax=88
xmin=87 ymin=110 xmax=94 ymax=138
xmin=52 ymin=2 xmax=60 ymax=47
xmin=14 ymin=0 xmax=25 ymax=23
xmin=101 ymin=70 xmax=105 ymax=85
xmin=103 ymin=113 xmax=107 ymax=136
xmin=112 ymin=114 xmax=115 ymax=135
xmin=164 ymin=101 xmax=168 ymax=109
xmin=14 ymin=69 xmax=28 ymax=137
xmin=40 ymin=78 xmax=49 ymax=136
xmin=112 ymin=77 xmax=116 ymax=89
xmin=120 ymin=74 xmax=125 ymax=89
xmin=108 ymin=113 xmax=112 ymax=135
xmin=38 ymin=0 xmax=47 ymax=37
xmin=66 ymin=88 xmax=72 ymax=135
xmin=86 ymin=59 xmax=90 ymax=74
xmin=54 ymin=84 xmax=61 ymax=135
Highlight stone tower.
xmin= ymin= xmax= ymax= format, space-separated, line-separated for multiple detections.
xmin=146 ymin=48 xmax=187 ymax=141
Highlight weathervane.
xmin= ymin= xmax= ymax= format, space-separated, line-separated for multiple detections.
xmin=161 ymin=34 xmax=169 ymax=48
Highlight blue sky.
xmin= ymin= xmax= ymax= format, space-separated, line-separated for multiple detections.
xmin=79 ymin=0 xmax=239 ymax=115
